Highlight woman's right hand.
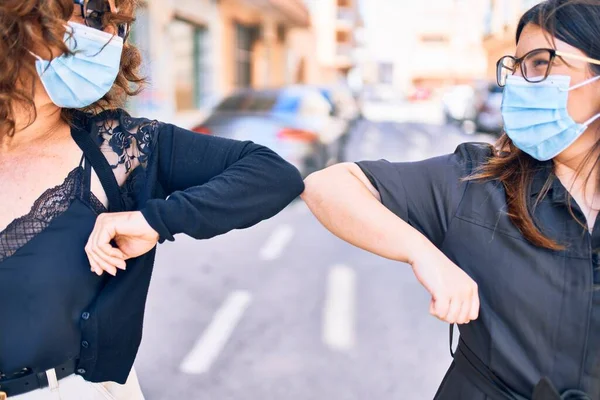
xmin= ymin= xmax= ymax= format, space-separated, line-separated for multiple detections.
xmin=409 ymin=240 xmax=480 ymax=324
xmin=302 ymin=163 xmax=480 ymax=325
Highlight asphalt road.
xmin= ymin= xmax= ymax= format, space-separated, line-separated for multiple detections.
xmin=135 ymin=106 xmax=496 ymax=400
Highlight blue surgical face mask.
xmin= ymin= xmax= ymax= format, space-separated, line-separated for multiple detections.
xmin=501 ymin=74 xmax=600 ymax=161
xmin=30 ymin=22 xmax=123 ymax=109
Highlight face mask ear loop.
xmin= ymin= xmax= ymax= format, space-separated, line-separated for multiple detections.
xmin=583 ymin=112 xmax=600 ymax=127
xmin=564 ymin=75 xmax=600 ymax=92
xmin=28 ymin=50 xmax=44 ymax=62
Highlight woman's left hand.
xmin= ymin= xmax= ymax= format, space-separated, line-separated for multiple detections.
xmin=86 ymin=211 xmax=159 ymax=276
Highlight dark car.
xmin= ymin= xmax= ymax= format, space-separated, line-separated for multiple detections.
xmin=474 ymin=83 xmax=504 ymax=136
xmin=316 ymin=85 xmax=362 ymax=157
xmin=442 ymin=82 xmax=504 ymax=136
xmin=192 ymin=86 xmax=350 ymax=177
xmin=316 ymin=85 xmax=362 ymax=124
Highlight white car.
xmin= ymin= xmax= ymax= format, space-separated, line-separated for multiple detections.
xmin=360 ymin=86 xmax=408 ymax=123
xmin=442 ymin=85 xmax=477 ymax=123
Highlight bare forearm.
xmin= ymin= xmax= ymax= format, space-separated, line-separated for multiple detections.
xmin=301 ymin=163 xmax=430 ymax=264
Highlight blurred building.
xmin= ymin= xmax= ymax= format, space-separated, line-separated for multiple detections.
xmin=409 ymin=0 xmax=489 ymax=90
xmin=218 ymin=0 xmax=310 ymax=93
xmin=482 ymin=0 xmax=543 ymax=80
xmin=366 ymin=0 xmax=488 ymax=95
xmin=305 ymin=0 xmax=365 ymax=84
xmin=128 ymin=0 xmax=317 ymax=128
xmin=126 ymin=0 xmax=219 ymax=126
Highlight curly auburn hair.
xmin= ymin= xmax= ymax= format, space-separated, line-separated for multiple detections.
xmin=0 ymin=0 xmax=145 ymax=136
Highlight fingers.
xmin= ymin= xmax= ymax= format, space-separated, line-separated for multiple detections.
xmin=86 ymin=223 xmax=104 ymax=276
xmin=99 ymin=243 xmax=127 ymax=263
xmin=87 ymin=251 xmax=104 ymax=276
xmin=88 ymin=250 xmax=118 ymax=277
xmin=456 ymin=300 xmax=471 ymax=324
xmin=85 ymin=214 xmax=127 ymax=277
xmin=456 ymin=283 xmax=480 ymax=324
xmin=430 ymin=295 xmax=450 ymax=321
xmin=95 ymin=244 xmax=126 ymax=270
xmin=446 ymin=299 xmax=464 ymax=324
xmin=469 ymin=285 xmax=480 ymax=321
xmin=429 ymin=283 xmax=480 ymax=324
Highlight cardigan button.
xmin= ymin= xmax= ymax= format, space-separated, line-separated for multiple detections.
xmin=81 ymin=312 xmax=90 ymax=320
xmin=81 ymin=341 xmax=89 ymax=349
xmin=76 ymin=368 xmax=86 ymax=375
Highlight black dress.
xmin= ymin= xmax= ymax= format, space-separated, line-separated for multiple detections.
xmin=0 ymin=109 xmax=304 ymax=386
xmin=357 ymin=143 xmax=600 ymax=399
xmin=0 ymin=156 xmax=108 ymax=376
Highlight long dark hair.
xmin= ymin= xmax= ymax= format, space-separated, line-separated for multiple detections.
xmin=470 ymin=0 xmax=600 ymax=250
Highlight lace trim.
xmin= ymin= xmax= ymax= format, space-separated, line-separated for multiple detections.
xmin=97 ymin=115 xmax=158 ymax=174
xmin=0 ymin=110 xmax=156 ymax=263
xmin=89 ymin=194 xmax=108 ymax=214
xmin=0 ymin=167 xmax=106 ymax=263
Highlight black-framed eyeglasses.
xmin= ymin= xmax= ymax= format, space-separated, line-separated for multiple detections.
xmin=73 ymin=0 xmax=131 ymax=40
xmin=496 ymin=48 xmax=600 ymax=87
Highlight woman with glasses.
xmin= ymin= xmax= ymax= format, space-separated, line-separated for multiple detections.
xmin=302 ymin=0 xmax=600 ymax=398
xmin=0 ymin=0 xmax=303 ymax=398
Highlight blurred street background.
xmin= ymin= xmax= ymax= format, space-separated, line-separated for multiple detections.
xmin=127 ymin=0 xmax=542 ymax=398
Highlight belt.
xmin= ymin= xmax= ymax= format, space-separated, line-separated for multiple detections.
xmin=0 ymin=359 xmax=77 ymax=398
xmin=453 ymin=338 xmax=591 ymax=400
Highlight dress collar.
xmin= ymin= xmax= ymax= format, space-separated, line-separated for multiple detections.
xmin=529 ymin=161 xmax=570 ymax=205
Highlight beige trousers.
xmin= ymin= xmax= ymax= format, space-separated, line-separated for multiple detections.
xmin=10 ymin=368 xmax=145 ymax=400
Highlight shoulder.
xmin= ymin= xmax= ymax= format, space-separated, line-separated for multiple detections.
xmin=451 ymin=142 xmax=495 ymax=170
xmin=90 ymin=108 xmax=161 ymax=141
xmin=74 ymin=108 xmax=162 ymax=141
xmin=79 ymin=109 xmax=163 ymax=172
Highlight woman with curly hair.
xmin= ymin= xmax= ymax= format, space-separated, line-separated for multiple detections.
xmin=303 ymin=0 xmax=600 ymax=398
xmin=0 ymin=0 xmax=303 ymax=398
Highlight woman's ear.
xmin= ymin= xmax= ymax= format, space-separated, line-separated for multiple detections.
xmin=108 ymin=0 xmax=118 ymax=13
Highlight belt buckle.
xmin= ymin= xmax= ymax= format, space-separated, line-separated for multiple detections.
xmin=0 ymin=391 xmax=7 ymax=400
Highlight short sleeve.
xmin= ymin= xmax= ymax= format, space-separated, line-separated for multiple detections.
xmin=355 ymin=143 xmax=492 ymax=248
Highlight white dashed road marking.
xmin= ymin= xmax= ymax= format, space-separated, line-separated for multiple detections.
xmin=180 ymin=291 xmax=252 ymax=374
xmin=260 ymin=225 xmax=295 ymax=261
xmin=323 ymin=265 xmax=357 ymax=352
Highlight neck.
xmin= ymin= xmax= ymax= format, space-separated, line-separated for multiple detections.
xmin=553 ymin=120 xmax=600 ymax=205
xmin=0 ymin=100 xmax=64 ymax=153
xmin=554 ymin=120 xmax=600 ymax=171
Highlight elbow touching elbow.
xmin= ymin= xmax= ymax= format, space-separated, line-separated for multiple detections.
xmin=301 ymin=169 xmax=324 ymax=203
xmin=286 ymin=162 xmax=305 ymax=196
xmin=302 ymin=163 xmax=351 ymax=203
xmin=277 ymin=160 xmax=304 ymax=199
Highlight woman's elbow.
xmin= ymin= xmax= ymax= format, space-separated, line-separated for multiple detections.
xmin=277 ymin=157 xmax=305 ymax=199
xmin=301 ymin=170 xmax=322 ymax=202
xmin=254 ymin=146 xmax=304 ymax=197
xmin=289 ymin=164 xmax=305 ymax=197
xmin=302 ymin=163 xmax=354 ymax=203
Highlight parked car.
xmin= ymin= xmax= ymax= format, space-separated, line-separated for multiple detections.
xmin=359 ymin=85 xmax=407 ymax=122
xmin=316 ymin=85 xmax=362 ymax=124
xmin=442 ymin=82 xmax=504 ymax=136
xmin=316 ymin=85 xmax=363 ymax=159
xmin=475 ymin=83 xmax=504 ymax=135
xmin=192 ymin=86 xmax=350 ymax=177
xmin=408 ymin=87 xmax=432 ymax=102
xmin=442 ymin=85 xmax=478 ymax=125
